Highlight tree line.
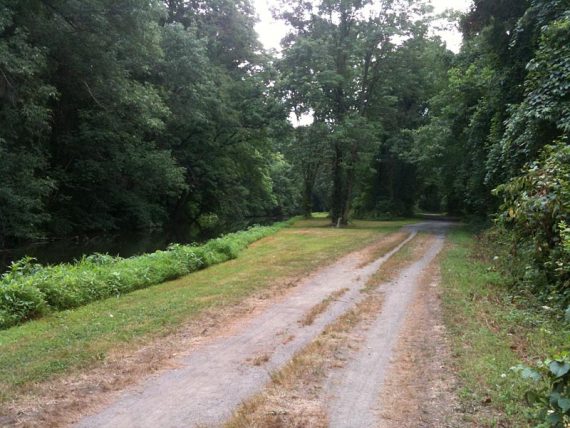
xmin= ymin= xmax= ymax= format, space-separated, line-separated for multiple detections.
xmin=1 ymin=0 xmax=291 ymax=246
xmin=416 ymin=0 xmax=569 ymax=306
xmin=1 ymin=0 xmax=569 ymax=309
xmin=0 ymin=0 xmax=452 ymax=244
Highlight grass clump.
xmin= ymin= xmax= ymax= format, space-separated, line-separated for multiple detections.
xmin=300 ymin=288 xmax=349 ymax=326
xmin=0 ymin=221 xmax=293 ymax=329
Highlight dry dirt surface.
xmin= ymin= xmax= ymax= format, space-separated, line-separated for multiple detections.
xmin=376 ymin=260 xmax=463 ymax=427
xmin=76 ymin=228 xmax=419 ymax=428
xmin=324 ymin=225 xmax=448 ymax=427
xmin=72 ymin=221 xmax=457 ymax=428
xmin=224 ymin=222 xmax=461 ymax=428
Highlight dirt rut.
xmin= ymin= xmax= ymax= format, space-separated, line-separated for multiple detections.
xmin=76 ymin=229 xmax=420 ymax=428
xmin=377 ymin=263 xmax=461 ymax=427
xmin=325 ymin=224 xmax=448 ymax=428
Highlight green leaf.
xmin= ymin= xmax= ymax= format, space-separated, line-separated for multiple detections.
xmin=547 ymin=412 xmax=562 ymax=426
xmin=558 ymin=397 xmax=570 ymax=413
xmin=550 ymin=392 xmax=561 ymax=406
xmin=565 ymin=306 xmax=570 ymax=322
xmin=522 ymin=367 xmax=542 ymax=381
xmin=549 ymin=361 xmax=570 ymax=378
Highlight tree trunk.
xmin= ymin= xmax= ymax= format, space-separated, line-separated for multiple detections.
xmin=340 ymin=144 xmax=358 ymax=225
xmin=331 ymin=144 xmax=344 ymax=225
xmin=341 ymin=169 xmax=354 ymax=225
xmin=302 ymin=179 xmax=313 ymax=218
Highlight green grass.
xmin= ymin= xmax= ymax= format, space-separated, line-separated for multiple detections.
xmin=0 ymin=217 xmax=413 ymax=404
xmin=0 ymin=220 xmax=298 ymax=329
xmin=440 ymin=228 xmax=570 ymax=426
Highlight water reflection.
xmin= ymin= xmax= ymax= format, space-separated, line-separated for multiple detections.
xmin=0 ymin=218 xmax=279 ymax=273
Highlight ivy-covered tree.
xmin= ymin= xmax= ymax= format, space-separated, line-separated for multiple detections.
xmin=417 ymin=0 xmax=570 ymax=309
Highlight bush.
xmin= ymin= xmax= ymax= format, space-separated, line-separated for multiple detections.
xmin=0 ymin=220 xmax=292 ymax=329
xmin=0 ymin=280 xmax=47 ymax=328
xmin=492 ymin=142 xmax=570 ymax=428
xmin=494 ymin=142 xmax=570 ymax=307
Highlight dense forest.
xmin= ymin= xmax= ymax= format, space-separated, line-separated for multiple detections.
xmin=1 ymin=0 xmax=569 ymax=303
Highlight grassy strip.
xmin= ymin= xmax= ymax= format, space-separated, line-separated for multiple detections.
xmin=0 ymin=218 xmax=412 ymax=405
xmin=299 ymin=288 xmax=349 ymax=327
xmin=357 ymin=231 xmax=411 ymax=267
xmin=0 ymin=220 xmax=297 ymax=329
xmin=363 ymin=233 xmax=432 ymax=289
xmin=440 ymin=228 xmax=569 ymax=426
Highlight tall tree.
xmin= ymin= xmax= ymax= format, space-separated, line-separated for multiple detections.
xmin=0 ymin=0 xmax=55 ymax=244
xmin=287 ymin=123 xmax=330 ymax=218
xmin=277 ymin=0 xmax=432 ymax=224
xmin=415 ymin=0 xmax=535 ymax=214
xmin=357 ymin=35 xmax=452 ymax=216
xmin=159 ymin=0 xmax=289 ymax=225
xmin=0 ymin=0 xmax=293 ymax=244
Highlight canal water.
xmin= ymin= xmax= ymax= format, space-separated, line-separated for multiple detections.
xmin=0 ymin=218 xmax=279 ymax=274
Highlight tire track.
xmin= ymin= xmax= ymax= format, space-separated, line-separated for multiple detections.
xmin=325 ymin=226 xmax=448 ymax=428
xmin=76 ymin=228 xmax=418 ymax=428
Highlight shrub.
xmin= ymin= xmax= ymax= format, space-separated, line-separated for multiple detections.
xmin=515 ymin=354 xmax=570 ymax=427
xmin=0 ymin=279 xmax=47 ymax=329
xmin=494 ymin=142 xmax=570 ymax=307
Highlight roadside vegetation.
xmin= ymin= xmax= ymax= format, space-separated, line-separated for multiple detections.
xmin=441 ymin=229 xmax=570 ymax=427
xmin=0 ymin=218 xmax=411 ymax=407
xmin=0 ymin=220 xmax=296 ymax=329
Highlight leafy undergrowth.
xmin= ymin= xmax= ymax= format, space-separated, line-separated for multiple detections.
xmin=440 ymin=228 xmax=570 ymax=426
xmin=0 ymin=217 xmax=412 ymax=404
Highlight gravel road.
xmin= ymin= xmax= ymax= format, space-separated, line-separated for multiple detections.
xmin=325 ymin=224 xmax=448 ymax=427
xmin=76 ymin=225 xmax=430 ymax=428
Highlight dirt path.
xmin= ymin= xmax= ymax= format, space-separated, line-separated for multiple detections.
xmin=376 ymin=257 xmax=462 ymax=427
xmin=325 ymin=226 xmax=447 ymax=427
xmin=76 ymin=227 xmax=422 ymax=428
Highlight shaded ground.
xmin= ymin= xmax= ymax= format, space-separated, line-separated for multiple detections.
xmin=1 ymin=219 xmax=412 ymax=427
xmin=4 ymin=221 xmax=465 ymax=428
